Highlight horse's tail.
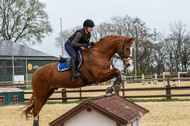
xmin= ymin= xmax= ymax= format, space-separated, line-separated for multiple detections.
xmin=22 ymin=92 xmax=35 ymax=119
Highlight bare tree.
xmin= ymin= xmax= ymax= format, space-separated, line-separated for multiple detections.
xmin=166 ymin=21 xmax=190 ymax=72
xmin=152 ymin=42 xmax=167 ymax=74
xmin=0 ymin=0 xmax=52 ymax=44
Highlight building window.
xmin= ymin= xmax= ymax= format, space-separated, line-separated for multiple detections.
xmin=0 ymin=96 xmax=4 ymax=103
xmin=13 ymin=96 xmax=18 ymax=102
xmin=6 ymin=61 xmax=13 ymax=74
xmin=0 ymin=61 xmax=2 ymax=74
xmin=15 ymin=61 xmax=23 ymax=74
xmin=6 ymin=61 xmax=23 ymax=74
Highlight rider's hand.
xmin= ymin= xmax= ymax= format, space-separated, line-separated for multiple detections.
xmin=87 ymin=42 xmax=94 ymax=47
xmin=83 ymin=44 xmax=88 ymax=48
xmin=89 ymin=42 xmax=94 ymax=46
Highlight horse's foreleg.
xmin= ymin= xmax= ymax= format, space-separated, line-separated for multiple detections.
xmin=101 ymin=68 xmax=122 ymax=94
xmin=114 ymin=75 xmax=122 ymax=85
xmin=100 ymin=68 xmax=121 ymax=81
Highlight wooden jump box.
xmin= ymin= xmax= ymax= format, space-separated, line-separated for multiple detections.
xmin=0 ymin=88 xmax=24 ymax=105
xmin=49 ymin=94 xmax=149 ymax=126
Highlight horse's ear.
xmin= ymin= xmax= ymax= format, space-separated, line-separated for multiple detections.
xmin=127 ymin=37 xmax=133 ymax=44
xmin=130 ymin=38 xmax=135 ymax=45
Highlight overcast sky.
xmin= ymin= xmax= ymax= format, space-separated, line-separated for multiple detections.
xmin=33 ymin=0 xmax=190 ymax=57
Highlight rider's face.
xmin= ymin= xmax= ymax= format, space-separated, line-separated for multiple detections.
xmin=86 ymin=27 xmax=93 ymax=32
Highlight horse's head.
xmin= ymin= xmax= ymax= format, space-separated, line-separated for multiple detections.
xmin=117 ymin=37 xmax=135 ymax=68
xmin=92 ymin=35 xmax=135 ymax=68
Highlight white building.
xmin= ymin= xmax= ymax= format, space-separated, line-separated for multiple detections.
xmin=49 ymin=94 xmax=149 ymax=126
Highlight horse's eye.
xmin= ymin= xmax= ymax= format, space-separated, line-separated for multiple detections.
xmin=126 ymin=48 xmax=129 ymax=50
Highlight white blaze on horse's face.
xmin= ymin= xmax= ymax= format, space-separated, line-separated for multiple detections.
xmin=123 ymin=46 xmax=133 ymax=68
xmin=128 ymin=46 xmax=133 ymax=66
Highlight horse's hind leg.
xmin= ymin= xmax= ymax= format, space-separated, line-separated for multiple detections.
xmin=33 ymin=99 xmax=43 ymax=126
xmin=33 ymin=88 xmax=55 ymax=126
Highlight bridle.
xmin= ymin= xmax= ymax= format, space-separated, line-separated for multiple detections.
xmin=87 ymin=37 xmax=133 ymax=62
xmin=119 ymin=37 xmax=133 ymax=60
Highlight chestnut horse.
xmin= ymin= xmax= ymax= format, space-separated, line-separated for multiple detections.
xmin=23 ymin=35 xmax=135 ymax=126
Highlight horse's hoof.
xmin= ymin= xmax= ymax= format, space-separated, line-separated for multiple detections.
xmin=106 ymin=87 xmax=114 ymax=94
xmin=33 ymin=121 xmax=39 ymax=126
xmin=113 ymin=84 xmax=121 ymax=94
xmin=33 ymin=116 xmax=39 ymax=126
xmin=113 ymin=84 xmax=121 ymax=91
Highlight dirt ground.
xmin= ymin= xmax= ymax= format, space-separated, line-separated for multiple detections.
xmin=1 ymin=81 xmax=190 ymax=126
xmin=0 ymin=101 xmax=190 ymax=126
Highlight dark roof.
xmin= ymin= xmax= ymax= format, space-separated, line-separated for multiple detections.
xmin=49 ymin=94 xmax=149 ymax=126
xmin=0 ymin=40 xmax=59 ymax=60
xmin=90 ymin=94 xmax=149 ymax=122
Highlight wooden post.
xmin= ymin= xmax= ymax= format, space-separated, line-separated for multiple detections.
xmin=79 ymin=87 xmax=82 ymax=98
xmin=3 ymin=81 xmax=5 ymax=88
xmin=19 ymin=81 xmax=20 ymax=88
xmin=61 ymin=89 xmax=67 ymax=103
xmin=166 ymin=78 xmax=171 ymax=99
xmin=122 ymin=80 xmax=125 ymax=97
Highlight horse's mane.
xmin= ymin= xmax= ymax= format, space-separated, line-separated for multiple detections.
xmin=93 ymin=35 xmax=125 ymax=48
xmin=99 ymin=35 xmax=114 ymax=42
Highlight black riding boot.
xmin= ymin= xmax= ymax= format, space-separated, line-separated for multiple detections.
xmin=71 ymin=58 xmax=79 ymax=81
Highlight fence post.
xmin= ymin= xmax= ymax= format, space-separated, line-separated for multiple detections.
xmin=142 ymin=74 xmax=145 ymax=85
xmin=61 ymin=89 xmax=67 ymax=103
xmin=19 ymin=81 xmax=20 ymax=88
xmin=122 ymin=80 xmax=125 ymax=97
xmin=166 ymin=78 xmax=171 ymax=99
xmin=154 ymin=74 xmax=157 ymax=85
xmin=79 ymin=87 xmax=82 ymax=99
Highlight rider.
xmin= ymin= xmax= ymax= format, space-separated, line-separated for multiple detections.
xmin=65 ymin=19 xmax=95 ymax=81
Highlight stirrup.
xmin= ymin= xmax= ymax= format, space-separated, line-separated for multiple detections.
xmin=71 ymin=72 xmax=79 ymax=81
xmin=71 ymin=72 xmax=80 ymax=81
xmin=75 ymin=71 xmax=80 ymax=77
xmin=72 ymin=76 xmax=78 ymax=81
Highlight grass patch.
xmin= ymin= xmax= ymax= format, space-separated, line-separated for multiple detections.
xmin=128 ymin=98 xmax=190 ymax=102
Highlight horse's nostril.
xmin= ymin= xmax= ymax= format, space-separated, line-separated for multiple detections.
xmin=126 ymin=63 xmax=131 ymax=67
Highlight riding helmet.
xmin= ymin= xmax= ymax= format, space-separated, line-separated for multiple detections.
xmin=83 ymin=19 xmax=95 ymax=27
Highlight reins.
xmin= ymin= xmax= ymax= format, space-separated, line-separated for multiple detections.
xmin=86 ymin=37 xmax=132 ymax=63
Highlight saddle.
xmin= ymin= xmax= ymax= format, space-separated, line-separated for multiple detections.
xmin=57 ymin=50 xmax=90 ymax=86
xmin=58 ymin=50 xmax=82 ymax=72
